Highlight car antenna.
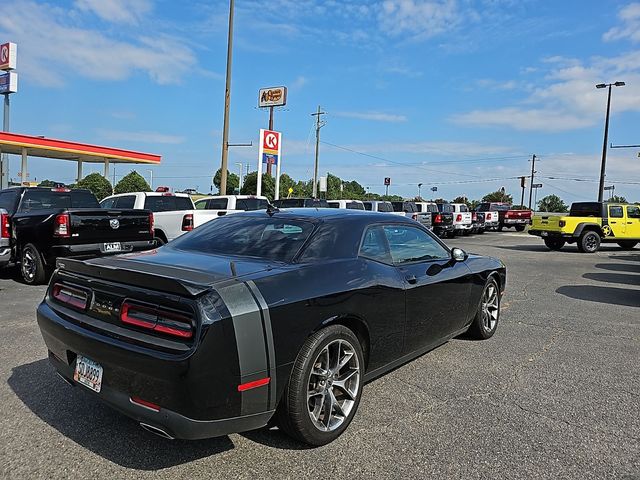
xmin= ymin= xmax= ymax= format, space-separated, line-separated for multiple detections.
xmin=266 ymin=201 xmax=280 ymax=217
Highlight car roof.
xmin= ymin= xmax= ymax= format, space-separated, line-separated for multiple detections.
xmin=238 ymin=207 xmax=416 ymax=223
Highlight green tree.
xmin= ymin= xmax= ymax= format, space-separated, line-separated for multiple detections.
xmin=114 ymin=171 xmax=151 ymax=194
xmin=608 ymin=195 xmax=628 ymax=203
xmin=278 ymin=173 xmax=296 ymax=198
xmin=469 ymin=199 xmax=481 ymax=210
xmin=381 ymin=194 xmax=404 ymax=201
xmin=213 ymin=168 xmax=240 ymax=195
xmin=241 ymin=172 xmax=275 ymax=200
xmin=537 ymin=194 xmax=569 ymax=213
xmin=452 ymin=196 xmax=470 ymax=206
xmin=482 ymin=190 xmax=513 ymax=203
xmin=75 ymin=173 xmax=113 ymax=201
xmin=38 ymin=179 xmax=58 ymax=187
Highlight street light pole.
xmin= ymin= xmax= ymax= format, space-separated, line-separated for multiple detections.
xmin=596 ymin=81 xmax=625 ymax=202
xmin=219 ymin=0 xmax=235 ymax=196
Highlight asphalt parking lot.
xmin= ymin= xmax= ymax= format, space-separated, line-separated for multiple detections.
xmin=0 ymin=232 xmax=638 ymax=479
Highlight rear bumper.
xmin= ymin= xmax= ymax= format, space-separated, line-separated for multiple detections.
xmin=453 ymin=223 xmax=472 ymax=231
xmin=36 ymin=301 xmax=274 ymax=440
xmin=528 ymin=230 xmax=574 ymax=239
xmin=504 ymin=218 xmax=530 ymax=225
xmin=48 ymin=240 xmax=154 ymax=263
xmin=0 ymin=245 xmax=10 ymax=267
xmin=433 ymin=224 xmax=454 ymax=235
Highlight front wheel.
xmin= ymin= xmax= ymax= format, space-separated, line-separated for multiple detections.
xmin=577 ymin=231 xmax=601 ymax=253
xmin=617 ymin=241 xmax=638 ymax=250
xmin=277 ymin=325 xmax=364 ymax=446
xmin=467 ymin=277 xmax=501 ymax=340
xmin=21 ymin=244 xmax=47 ymax=285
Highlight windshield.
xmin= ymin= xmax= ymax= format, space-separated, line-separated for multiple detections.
xmin=436 ymin=203 xmax=454 ymax=213
xmin=19 ymin=189 xmax=99 ymax=211
xmin=170 ymin=215 xmax=315 ymax=262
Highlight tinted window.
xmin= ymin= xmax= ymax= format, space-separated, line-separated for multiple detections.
xmin=346 ymin=202 xmax=364 ymax=210
xmin=327 ymin=202 xmax=339 ymax=208
xmin=0 ymin=190 xmax=19 ymax=213
xmin=403 ymin=202 xmax=418 ymax=213
xmin=363 ymin=202 xmax=373 ymax=211
xmin=175 ymin=196 xmax=195 ymax=210
xmin=609 ymin=205 xmax=624 ymax=218
xmin=19 ymin=189 xmax=98 ymax=212
xmin=207 ymin=198 xmax=229 ymax=210
xmin=195 ymin=200 xmax=207 ymax=210
xmin=170 ymin=216 xmax=314 ymax=262
xmin=437 ymin=204 xmax=454 ymax=213
xmin=414 ymin=203 xmax=423 ymax=212
xmin=100 ymin=198 xmax=115 ymax=209
xmin=114 ymin=195 xmax=136 ymax=209
xmin=236 ymin=198 xmax=268 ymax=211
xmin=359 ymin=226 xmax=392 ymax=263
xmin=627 ymin=206 xmax=640 ymax=219
xmin=426 ymin=204 xmax=438 ymax=213
xmin=378 ymin=202 xmax=393 ymax=213
xmin=143 ymin=195 xmax=192 ymax=212
xmin=391 ymin=202 xmax=403 ymax=212
xmin=459 ymin=205 xmax=469 ymax=212
xmin=384 ymin=225 xmax=449 ymax=264
xmin=274 ymin=199 xmax=303 ymax=208
xmin=570 ymin=202 xmax=601 ymax=217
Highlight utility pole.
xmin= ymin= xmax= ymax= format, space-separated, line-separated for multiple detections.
xmin=311 ymin=105 xmax=326 ymax=198
xmin=520 ymin=176 xmax=526 ymax=208
xmin=528 ymin=154 xmax=536 ymax=210
xmin=219 ymin=0 xmax=235 ymax=196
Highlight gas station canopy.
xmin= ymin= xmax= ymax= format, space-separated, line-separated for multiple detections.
xmin=0 ymin=131 xmax=161 ymax=164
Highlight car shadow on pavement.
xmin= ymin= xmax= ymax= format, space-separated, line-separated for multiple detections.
xmin=583 ymin=272 xmax=640 ymax=286
xmin=595 ymin=263 xmax=640 ymax=273
xmin=556 ymin=285 xmax=640 ymax=308
xmin=608 ymin=254 xmax=640 ymax=262
xmin=239 ymin=426 xmax=313 ymax=450
xmin=494 ymin=244 xmax=583 ymax=253
xmin=8 ymin=359 xmax=235 ymax=470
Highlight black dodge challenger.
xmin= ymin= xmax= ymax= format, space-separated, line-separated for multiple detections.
xmin=36 ymin=208 xmax=506 ymax=446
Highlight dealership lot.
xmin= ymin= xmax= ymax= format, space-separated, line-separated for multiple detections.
xmin=0 ymin=232 xmax=638 ymax=479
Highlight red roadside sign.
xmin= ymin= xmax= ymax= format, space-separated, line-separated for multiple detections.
xmin=262 ymin=130 xmax=280 ymax=152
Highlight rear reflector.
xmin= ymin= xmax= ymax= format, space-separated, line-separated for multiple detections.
xmin=130 ymin=396 xmax=161 ymax=412
xmin=182 ymin=213 xmax=194 ymax=231
xmin=149 ymin=212 xmax=154 ymax=236
xmin=53 ymin=213 xmax=70 ymax=238
xmin=52 ymin=283 xmax=88 ymax=310
xmin=456 ymin=214 xmax=463 ymax=222
xmin=434 ymin=214 xmax=442 ymax=223
xmin=120 ymin=301 xmax=193 ymax=339
xmin=238 ymin=377 xmax=271 ymax=392
xmin=1 ymin=213 xmax=9 ymax=238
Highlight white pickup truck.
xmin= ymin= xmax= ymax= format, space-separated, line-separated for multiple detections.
xmin=100 ymin=191 xmax=219 ymax=245
xmin=438 ymin=202 xmax=473 ymax=235
xmin=194 ymin=195 xmax=269 ymax=215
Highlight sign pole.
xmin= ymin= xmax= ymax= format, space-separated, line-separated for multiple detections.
xmin=1 ymin=93 xmax=8 ymax=189
xmin=274 ymin=135 xmax=282 ymax=200
xmin=267 ymin=106 xmax=274 ymax=176
xmin=257 ymin=129 xmax=264 ymax=196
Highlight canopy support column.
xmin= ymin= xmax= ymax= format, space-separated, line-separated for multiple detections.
xmin=20 ymin=148 xmax=27 ymax=186
xmin=103 ymin=159 xmax=110 ymax=178
xmin=77 ymin=160 xmax=83 ymax=182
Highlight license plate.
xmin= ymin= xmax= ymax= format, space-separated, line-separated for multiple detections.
xmin=103 ymin=242 xmax=122 ymax=253
xmin=74 ymin=355 xmax=103 ymax=393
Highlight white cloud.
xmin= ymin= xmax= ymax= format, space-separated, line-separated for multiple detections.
xmin=334 ymin=111 xmax=408 ymax=122
xmin=98 ymin=129 xmax=185 ymax=144
xmin=0 ymin=1 xmax=197 ymax=86
xmin=451 ymin=108 xmax=594 ymax=132
xmin=291 ymin=75 xmax=308 ymax=89
xmin=74 ymin=0 xmax=152 ymax=25
xmin=603 ymin=2 xmax=640 ymax=43
xmin=377 ymin=0 xmax=461 ymax=39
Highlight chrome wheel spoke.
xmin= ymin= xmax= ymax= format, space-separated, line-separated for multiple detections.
xmin=322 ymin=387 xmax=335 ymax=429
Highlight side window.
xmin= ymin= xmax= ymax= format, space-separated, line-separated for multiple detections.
xmin=383 ymin=225 xmax=450 ymax=264
xmin=363 ymin=202 xmax=372 ymax=211
xmin=609 ymin=206 xmax=624 ymax=218
xmin=327 ymin=202 xmax=339 ymax=209
xmin=100 ymin=198 xmax=115 ymax=209
xmin=115 ymin=195 xmax=136 ymax=209
xmin=0 ymin=190 xmax=19 ymax=213
xmin=627 ymin=205 xmax=640 ymax=219
xmin=195 ymin=200 xmax=207 ymax=210
xmin=208 ymin=198 xmax=229 ymax=210
xmin=359 ymin=226 xmax=392 ymax=264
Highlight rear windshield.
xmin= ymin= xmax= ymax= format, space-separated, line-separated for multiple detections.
xmin=378 ymin=202 xmax=393 ymax=212
xmin=437 ymin=203 xmax=454 ymax=213
xmin=19 ymin=189 xmax=99 ymax=212
xmin=570 ymin=202 xmax=602 ymax=217
xmin=391 ymin=201 xmax=417 ymax=212
xmin=170 ymin=215 xmax=315 ymax=262
xmin=458 ymin=205 xmax=469 ymax=212
xmin=144 ymin=195 xmax=194 ymax=212
xmin=346 ymin=202 xmax=364 ymax=210
xmin=236 ymin=198 xmax=268 ymax=211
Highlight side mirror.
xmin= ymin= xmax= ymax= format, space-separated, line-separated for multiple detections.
xmin=451 ymin=247 xmax=468 ymax=262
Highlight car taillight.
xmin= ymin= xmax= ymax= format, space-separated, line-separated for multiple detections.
xmin=1 ymin=213 xmax=9 ymax=238
xmin=182 ymin=213 xmax=194 ymax=231
xmin=149 ymin=212 xmax=154 ymax=236
xmin=412 ymin=213 xmax=418 ymax=221
xmin=434 ymin=214 xmax=442 ymax=223
xmin=120 ymin=301 xmax=193 ymax=339
xmin=53 ymin=213 xmax=70 ymax=238
xmin=456 ymin=214 xmax=462 ymax=222
xmin=505 ymin=212 xmax=512 ymax=218
xmin=51 ymin=283 xmax=88 ymax=310
xmin=472 ymin=212 xmax=477 ymax=221
xmin=559 ymin=220 xmax=566 ymax=227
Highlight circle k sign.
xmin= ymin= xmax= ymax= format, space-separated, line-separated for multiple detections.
xmin=262 ymin=130 xmax=280 ymax=152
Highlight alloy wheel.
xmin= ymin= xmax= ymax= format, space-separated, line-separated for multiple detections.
xmin=481 ymin=283 xmax=499 ymax=332
xmin=22 ymin=249 xmax=36 ymax=281
xmin=307 ymin=339 xmax=360 ymax=432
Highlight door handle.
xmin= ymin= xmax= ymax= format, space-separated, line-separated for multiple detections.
xmin=610 ymin=221 xmax=617 ymax=224
xmin=405 ymin=275 xmax=417 ymax=284
xmin=628 ymin=222 xmax=633 ymax=224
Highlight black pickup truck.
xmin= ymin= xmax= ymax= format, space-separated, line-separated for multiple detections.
xmin=0 ymin=187 xmax=154 ymax=284
xmin=414 ymin=202 xmax=455 ymax=238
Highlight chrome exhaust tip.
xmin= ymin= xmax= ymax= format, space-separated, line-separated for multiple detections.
xmin=140 ymin=423 xmax=174 ymax=440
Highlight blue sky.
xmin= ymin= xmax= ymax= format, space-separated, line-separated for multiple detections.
xmin=1 ymin=0 xmax=640 ymax=202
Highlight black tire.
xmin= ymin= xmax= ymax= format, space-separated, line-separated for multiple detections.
xmin=544 ymin=238 xmax=565 ymax=251
xmin=467 ymin=276 xmax=501 ymax=340
xmin=277 ymin=325 xmax=365 ymax=446
xmin=577 ymin=231 xmax=601 ymax=253
xmin=515 ymin=225 xmax=526 ymax=232
xmin=153 ymin=236 xmax=166 ymax=247
xmin=497 ymin=225 xmax=504 ymax=232
xmin=617 ymin=241 xmax=638 ymax=250
xmin=21 ymin=243 xmax=47 ymax=285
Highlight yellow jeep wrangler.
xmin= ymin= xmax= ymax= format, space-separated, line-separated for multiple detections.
xmin=529 ymin=202 xmax=640 ymax=253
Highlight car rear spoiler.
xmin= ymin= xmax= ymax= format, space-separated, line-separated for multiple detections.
xmin=55 ymin=257 xmax=213 ymax=298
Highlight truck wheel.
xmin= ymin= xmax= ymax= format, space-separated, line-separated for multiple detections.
xmin=515 ymin=225 xmax=526 ymax=232
xmin=21 ymin=244 xmax=47 ymax=285
xmin=544 ymin=238 xmax=565 ymax=251
xmin=497 ymin=225 xmax=504 ymax=232
xmin=577 ymin=231 xmax=601 ymax=253
xmin=617 ymin=241 xmax=638 ymax=250
xmin=467 ymin=276 xmax=500 ymax=340
xmin=277 ymin=325 xmax=364 ymax=446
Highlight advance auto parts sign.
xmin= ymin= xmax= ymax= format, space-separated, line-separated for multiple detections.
xmin=258 ymin=86 xmax=287 ymax=108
